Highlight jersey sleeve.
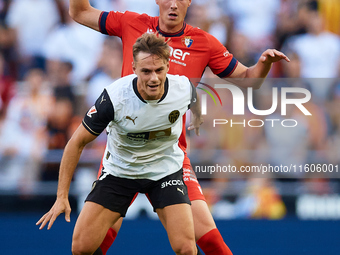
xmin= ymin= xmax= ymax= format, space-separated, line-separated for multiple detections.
xmin=188 ymin=81 xmax=197 ymax=109
xmin=99 ymin=11 xmax=141 ymax=37
xmin=82 ymin=89 xmax=114 ymax=136
xmin=206 ymin=34 xmax=238 ymax=78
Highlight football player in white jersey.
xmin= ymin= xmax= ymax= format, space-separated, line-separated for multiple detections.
xmin=36 ymin=33 xmax=203 ymax=255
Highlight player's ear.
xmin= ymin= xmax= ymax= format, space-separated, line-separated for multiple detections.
xmin=155 ymin=0 xmax=159 ymax=6
xmin=188 ymin=0 xmax=192 ymax=7
xmin=132 ymin=61 xmax=136 ymax=73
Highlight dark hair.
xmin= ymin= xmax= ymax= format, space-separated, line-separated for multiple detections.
xmin=133 ymin=33 xmax=170 ymax=62
xmin=299 ymin=0 xmax=318 ymax=11
xmin=306 ymin=0 xmax=318 ymax=11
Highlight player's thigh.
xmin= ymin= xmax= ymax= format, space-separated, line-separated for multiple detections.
xmin=183 ymin=166 xmax=216 ymax=240
xmin=72 ymin=201 xmax=121 ymax=252
xmin=183 ymin=167 xmax=206 ymax=201
xmin=191 ymin=199 xmax=217 ymax=240
xmin=111 ymin=216 xmax=123 ymax=233
xmin=156 ymin=204 xmax=195 ymax=248
xmin=109 ymin=192 xmax=140 ymax=232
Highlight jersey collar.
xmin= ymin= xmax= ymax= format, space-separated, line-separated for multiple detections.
xmin=156 ymin=22 xmax=186 ymax=37
xmin=133 ymin=77 xmax=169 ymax=103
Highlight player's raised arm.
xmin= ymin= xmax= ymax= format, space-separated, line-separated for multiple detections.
xmin=36 ymin=125 xmax=97 ymax=230
xmin=227 ymin=49 xmax=290 ymax=89
xmin=69 ymin=0 xmax=103 ymax=32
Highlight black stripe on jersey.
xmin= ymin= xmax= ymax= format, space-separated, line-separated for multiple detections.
xmin=132 ymin=77 xmax=169 ymax=103
xmin=217 ymin=57 xmax=238 ymax=78
xmin=157 ymin=23 xmax=186 ymax=37
xmin=82 ymin=89 xmax=114 ymax=136
xmin=133 ymin=77 xmax=146 ymax=103
xmin=99 ymin=11 xmax=109 ymax=35
xmin=188 ymin=81 xmax=197 ymax=110
xmin=157 ymin=78 xmax=169 ymax=103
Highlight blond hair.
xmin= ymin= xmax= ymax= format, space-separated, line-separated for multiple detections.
xmin=133 ymin=33 xmax=170 ymax=62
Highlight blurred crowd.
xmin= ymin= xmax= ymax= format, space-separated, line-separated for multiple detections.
xmin=0 ymin=0 xmax=340 ymax=219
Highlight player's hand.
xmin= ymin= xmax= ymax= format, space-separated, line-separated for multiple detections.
xmin=259 ymin=49 xmax=290 ymax=64
xmin=36 ymin=197 xmax=71 ymax=230
xmin=188 ymin=114 xmax=204 ymax=136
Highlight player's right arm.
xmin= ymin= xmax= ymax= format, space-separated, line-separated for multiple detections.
xmin=69 ymin=0 xmax=102 ymax=31
xmin=36 ymin=90 xmax=114 ymax=230
xmin=36 ymin=125 xmax=97 ymax=230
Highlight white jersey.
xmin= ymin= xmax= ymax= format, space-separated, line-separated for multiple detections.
xmin=83 ymin=74 xmax=195 ymax=180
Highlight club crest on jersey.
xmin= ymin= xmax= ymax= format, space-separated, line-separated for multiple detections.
xmin=169 ymin=110 xmax=180 ymax=124
xmin=181 ymin=37 xmax=193 ymax=48
xmin=87 ymin=106 xmax=97 ymax=118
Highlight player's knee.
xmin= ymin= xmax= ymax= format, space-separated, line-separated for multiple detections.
xmin=71 ymin=240 xmax=95 ymax=255
xmin=173 ymin=240 xmax=196 ymax=255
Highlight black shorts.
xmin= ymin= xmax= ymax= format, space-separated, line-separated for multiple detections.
xmin=85 ymin=169 xmax=190 ymax=217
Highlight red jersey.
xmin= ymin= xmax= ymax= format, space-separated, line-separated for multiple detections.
xmin=99 ymin=11 xmax=238 ymax=166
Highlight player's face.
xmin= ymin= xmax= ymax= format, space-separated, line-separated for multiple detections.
xmin=156 ymin=0 xmax=192 ymax=33
xmin=133 ymin=52 xmax=170 ymax=100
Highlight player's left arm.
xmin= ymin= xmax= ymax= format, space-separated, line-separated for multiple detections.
xmin=187 ymin=82 xmax=203 ymax=136
xmin=228 ymin=49 xmax=290 ymax=89
xmin=206 ymin=33 xmax=290 ymax=89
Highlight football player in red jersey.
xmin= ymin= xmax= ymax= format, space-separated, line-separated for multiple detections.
xmin=68 ymin=1 xmax=290 ymax=254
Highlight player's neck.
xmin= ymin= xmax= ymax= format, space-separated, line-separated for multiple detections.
xmin=158 ymin=21 xmax=185 ymax=35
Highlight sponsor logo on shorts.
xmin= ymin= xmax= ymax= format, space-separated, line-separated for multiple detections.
xmin=177 ymin=187 xmax=185 ymax=195
xmin=161 ymin=179 xmax=184 ymax=189
xmin=90 ymin=181 xmax=97 ymax=192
